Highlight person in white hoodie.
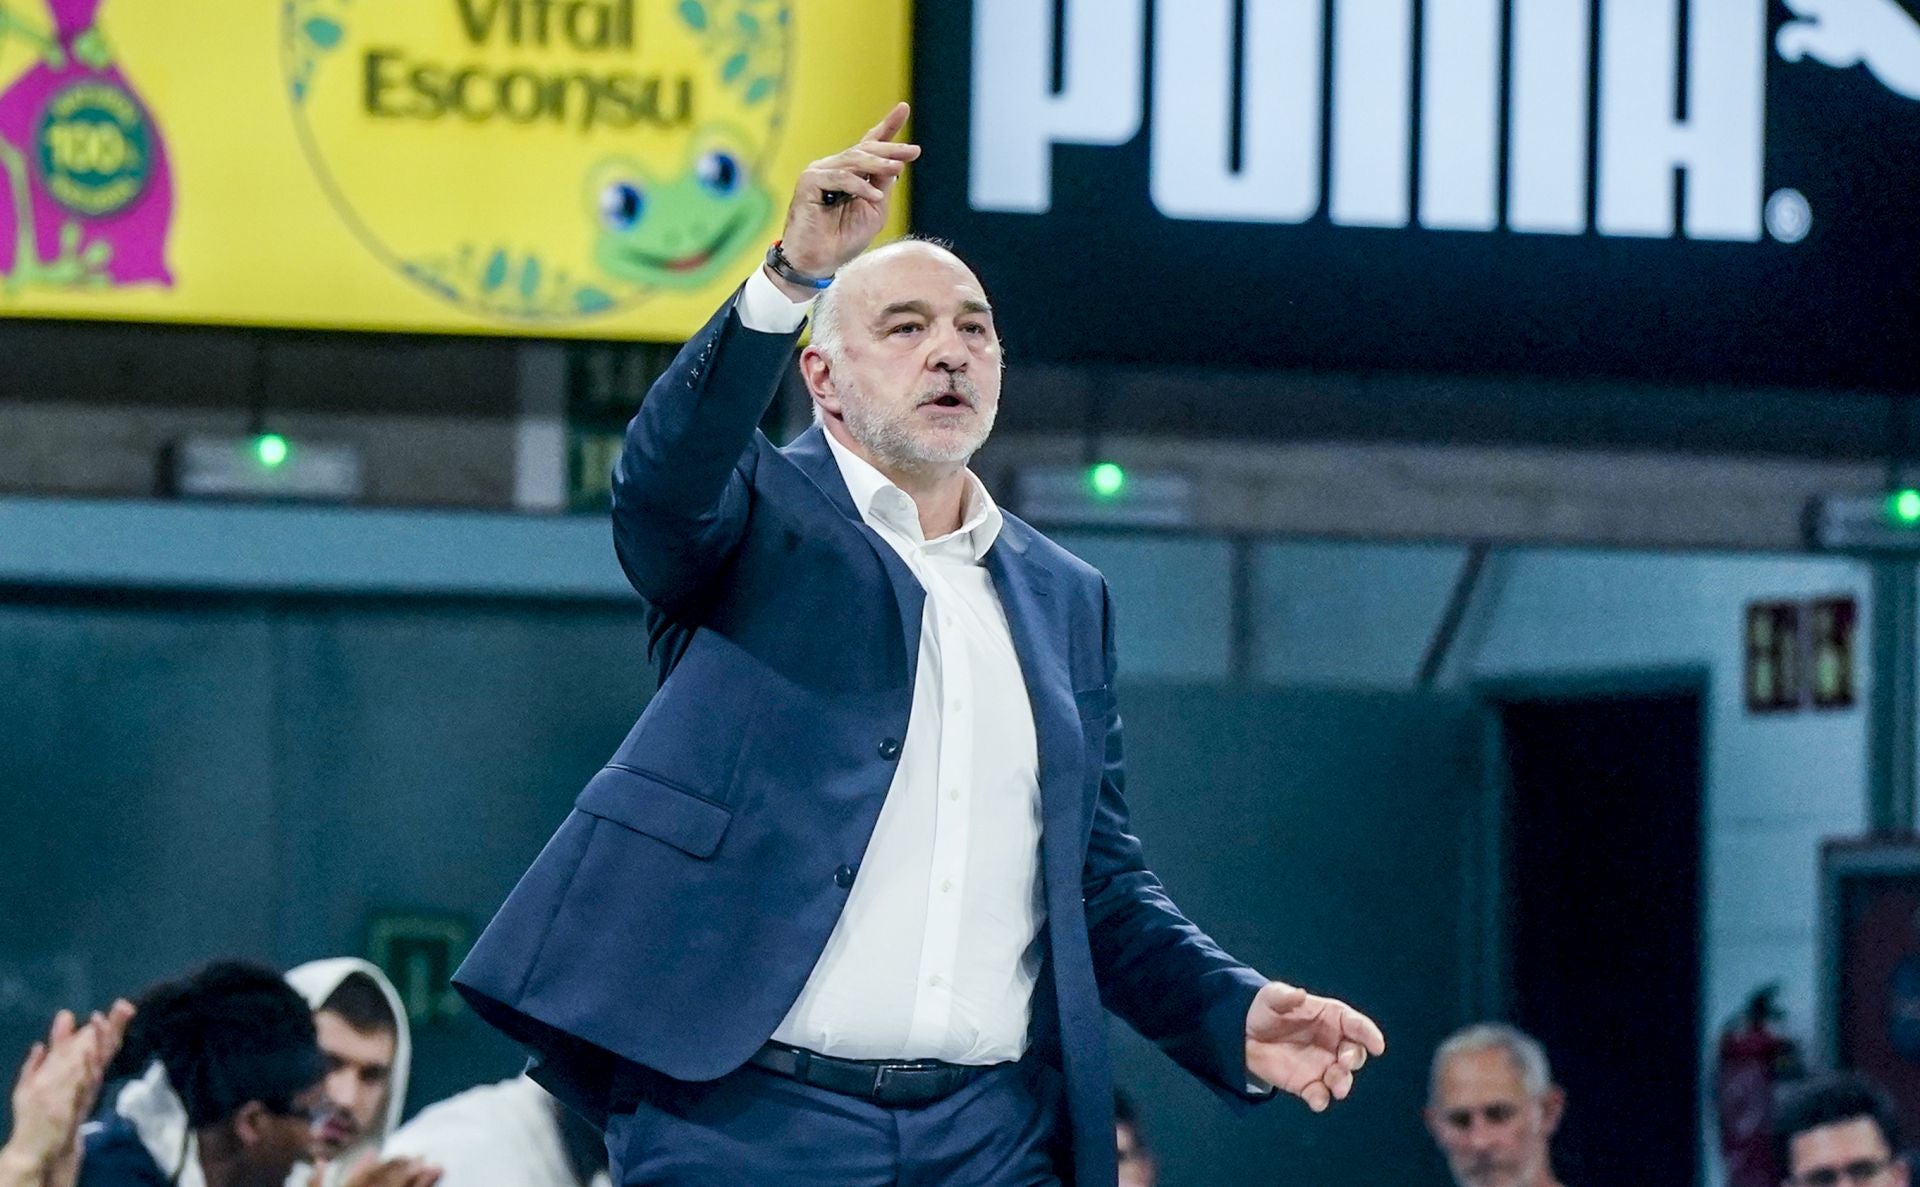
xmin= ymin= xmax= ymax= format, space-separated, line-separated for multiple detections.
xmin=282 ymin=961 xmax=416 ymax=1187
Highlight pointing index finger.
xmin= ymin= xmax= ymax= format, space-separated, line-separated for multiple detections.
xmin=865 ymin=101 xmax=910 ymax=144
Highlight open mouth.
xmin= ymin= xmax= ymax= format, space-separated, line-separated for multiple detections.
xmin=921 ymin=391 xmax=972 ymax=412
xmin=615 ymin=212 xmax=748 ymax=274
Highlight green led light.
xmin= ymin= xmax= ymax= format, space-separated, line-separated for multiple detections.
xmin=1088 ymin=462 xmax=1126 ymax=499
xmin=254 ymin=434 xmax=289 ymax=469
xmin=1889 ymin=489 xmax=1920 ymax=527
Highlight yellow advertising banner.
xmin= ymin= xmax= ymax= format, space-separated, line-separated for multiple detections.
xmin=0 ymin=0 xmax=910 ymax=339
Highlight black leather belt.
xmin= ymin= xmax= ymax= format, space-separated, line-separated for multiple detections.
xmin=747 ymin=1042 xmax=1000 ymax=1107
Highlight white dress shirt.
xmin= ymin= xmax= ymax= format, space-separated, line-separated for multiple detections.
xmin=736 ymin=269 xmax=1047 ymax=1064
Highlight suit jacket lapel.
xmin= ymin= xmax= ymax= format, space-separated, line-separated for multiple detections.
xmin=987 ymin=516 xmax=1112 ymax=1179
xmin=983 ymin=521 xmax=1079 ymax=843
xmin=783 ymin=425 xmax=925 ymax=685
xmin=784 ymin=428 xmax=1076 ymax=821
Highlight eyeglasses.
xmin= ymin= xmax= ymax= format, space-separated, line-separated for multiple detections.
xmin=1792 ymin=1157 xmax=1897 ymax=1187
xmin=269 ymin=1093 xmax=345 ymax=1130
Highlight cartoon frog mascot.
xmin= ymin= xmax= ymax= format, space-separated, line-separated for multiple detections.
xmin=587 ymin=123 xmax=773 ymax=293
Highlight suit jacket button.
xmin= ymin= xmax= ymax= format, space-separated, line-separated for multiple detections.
xmin=877 ymin=737 xmax=902 ymax=760
xmin=834 ymin=864 xmax=857 ymax=889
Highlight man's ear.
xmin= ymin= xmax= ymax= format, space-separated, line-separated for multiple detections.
xmin=799 ymin=348 xmax=844 ymax=425
xmin=1421 ymin=1106 xmax=1446 ymax=1143
xmin=229 ymin=1100 xmax=270 ymax=1147
xmin=799 ymin=346 xmax=837 ymax=406
xmin=1538 ymin=1086 xmax=1567 ymax=1138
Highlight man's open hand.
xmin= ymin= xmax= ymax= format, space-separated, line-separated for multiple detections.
xmin=771 ymin=101 xmax=919 ymax=292
xmin=3 ymin=999 xmax=135 ymax=1187
xmin=1243 ymin=981 xmax=1385 ymax=1113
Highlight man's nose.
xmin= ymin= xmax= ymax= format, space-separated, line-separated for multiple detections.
xmin=326 ymin=1069 xmax=356 ymax=1104
xmin=926 ymin=322 xmax=969 ymax=371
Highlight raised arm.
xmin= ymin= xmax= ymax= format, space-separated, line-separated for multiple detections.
xmin=611 ymin=103 xmax=920 ymax=609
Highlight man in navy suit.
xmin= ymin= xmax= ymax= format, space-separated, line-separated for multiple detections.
xmin=454 ymin=103 xmax=1385 ymax=1185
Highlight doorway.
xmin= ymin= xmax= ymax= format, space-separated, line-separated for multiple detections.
xmin=1492 ymin=682 xmax=1705 ymax=1184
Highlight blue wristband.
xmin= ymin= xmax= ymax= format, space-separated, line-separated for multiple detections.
xmin=766 ymin=241 xmax=834 ymax=290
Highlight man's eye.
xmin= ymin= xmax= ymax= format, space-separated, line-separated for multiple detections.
xmin=889 ymin=323 xmax=921 ymax=335
xmin=1445 ymin=1111 xmax=1473 ymax=1130
xmin=1483 ymin=1105 xmax=1517 ymax=1123
xmin=962 ymin=323 xmax=987 ymax=335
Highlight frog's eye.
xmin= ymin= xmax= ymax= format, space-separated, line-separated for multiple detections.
xmin=695 ymin=149 xmax=743 ymax=197
xmin=599 ymin=181 xmax=645 ymax=232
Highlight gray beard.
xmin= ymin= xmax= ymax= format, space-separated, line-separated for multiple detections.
xmin=841 ymin=380 xmax=996 ymax=469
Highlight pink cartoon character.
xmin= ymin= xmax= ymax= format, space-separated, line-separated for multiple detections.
xmin=0 ymin=0 xmax=174 ymax=292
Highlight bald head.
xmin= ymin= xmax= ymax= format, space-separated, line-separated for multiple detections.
xmin=810 ymin=237 xmax=984 ymax=363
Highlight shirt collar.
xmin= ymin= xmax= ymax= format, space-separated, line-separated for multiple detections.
xmin=822 ymin=428 xmax=1003 ymax=560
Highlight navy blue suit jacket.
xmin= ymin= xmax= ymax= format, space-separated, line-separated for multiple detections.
xmin=454 ymin=290 xmax=1267 ymax=1183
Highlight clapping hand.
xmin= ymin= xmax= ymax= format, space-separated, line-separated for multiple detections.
xmin=2 ymin=999 xmax=136 ymax=1187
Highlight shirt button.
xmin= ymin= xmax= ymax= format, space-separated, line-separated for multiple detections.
xmin=877 ymin=737 xmax=902 ymax=760
xmin=940 ymin=879 xmax=954 ymax=893
xmin=947 ymin=788 xmax=960 ymax=801
xmin=834 ymin=864 xmax=857 ymax=889
xmin=928 ymin=974 xmax=945 ymax=988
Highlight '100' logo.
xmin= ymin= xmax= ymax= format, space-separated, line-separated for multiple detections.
xmin=37 ymin=81 xmax=150 ymax=217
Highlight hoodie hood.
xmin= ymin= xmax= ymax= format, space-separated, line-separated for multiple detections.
xmin=108 ymin=1060 xmax=208 ymax=1187
xmin=285 ymin=959 xmax=412 ymax=1166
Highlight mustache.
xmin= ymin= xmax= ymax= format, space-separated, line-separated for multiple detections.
xmin=916 ymin=375 xmax=983 ymax=407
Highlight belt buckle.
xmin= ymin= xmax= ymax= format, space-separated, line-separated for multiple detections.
xmin=872 ymin=1064 xmax=909 ymax=1104
xmin=872 ymin=1062 xmax=940 ymax=1106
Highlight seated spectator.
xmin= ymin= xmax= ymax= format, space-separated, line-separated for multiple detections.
xmin=285 ymin=960 xmax=414 ymax=1187
xmin=382 ymin=1075 xmax=607 ymax=1187
xmin=1424 ymin=1022 xmax=1566 ymax=1187
xmin=1114 ymin=1088 xmax=1157 ymax=1187
xmin=79 ymin=961 xmax=330 ymax=1187
xmin=2 ymin=1001 xmax=134 ymax=1187
xmin=1775 ymin=1073 xmax=1909 ymax=1187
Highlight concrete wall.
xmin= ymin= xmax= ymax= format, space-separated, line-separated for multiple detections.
xmin=0 ymin=316 xmax=1892 ymax=550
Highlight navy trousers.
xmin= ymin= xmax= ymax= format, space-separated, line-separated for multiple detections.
xmin=605 ymin=1059 xmax=1068 ymax=1186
